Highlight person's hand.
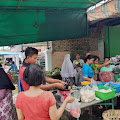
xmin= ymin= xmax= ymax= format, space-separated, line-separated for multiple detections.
xmin=54 ymin=83 xmax=65 ymax=89
xmin=74 ymin=65 xmax=78 ymax=69
xmin=110 ymin=58 xmax=115 ymax=62
xmin=58 ymin=80 xmax=66 ymax=85
xmin=94 ymin=70 xmax=98 ymax=74
xmin=64 ymin=96 xmax=74 ymax=103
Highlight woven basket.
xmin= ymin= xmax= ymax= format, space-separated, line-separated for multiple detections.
xmin=102 ymin=110 xmax=120 ymax=120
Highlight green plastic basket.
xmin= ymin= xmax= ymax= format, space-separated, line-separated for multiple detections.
xmin=95 ymin=86 xmax=116 ymax=100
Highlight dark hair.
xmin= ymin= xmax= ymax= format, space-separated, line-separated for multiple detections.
xmin=23 ymin=64 xmax=45 ymax=86
xmin=104 ymin=57 xmax=110 ymax=60
xmin=93 ymin=56 xmax=100 ymax=61
xmin=85 ymin=55 xmax=94 ymax=62
xmin=25 ymin=47 xmax=38 ymax=58
xmin=12 ymin=61 xmax=14 ymax=64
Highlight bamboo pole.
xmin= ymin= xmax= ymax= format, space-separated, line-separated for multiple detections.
xmin=2 ymin=55 xmax=5 ymax=70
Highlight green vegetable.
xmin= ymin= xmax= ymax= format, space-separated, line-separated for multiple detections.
xmin=45 ymin=67 xmax=61 ymax=77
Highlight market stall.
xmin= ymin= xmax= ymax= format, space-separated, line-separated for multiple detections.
xmin=0 ymin=51 xmax=22 ymax=70
xmin=53 ymin=81 xmax=120 ymax=120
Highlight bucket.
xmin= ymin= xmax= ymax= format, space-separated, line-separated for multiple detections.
xmin=59 ymin=89 xmax=70 ymax=103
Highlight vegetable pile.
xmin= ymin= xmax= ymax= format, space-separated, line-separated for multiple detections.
xmin=45 ymin=67 xmax=61 ymax=77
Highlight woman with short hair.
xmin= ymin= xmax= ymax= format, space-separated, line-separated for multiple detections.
xmin=16 ymin=64 xmax=74 ymax=120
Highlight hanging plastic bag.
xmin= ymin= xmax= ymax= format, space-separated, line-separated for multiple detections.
xmin=70 ymin=101 xmax=81 ymax=118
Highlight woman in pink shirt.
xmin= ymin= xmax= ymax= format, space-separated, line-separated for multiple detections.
xmin=16 ymin=64 xmax=74 ymax=120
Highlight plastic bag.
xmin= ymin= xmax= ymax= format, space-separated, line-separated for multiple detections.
xmin=70 ymin=101 xmax=81 ymax=118
xmin=80 ymin=86 xmax=95 ymax=103
xmin=91 ymin=78 xmax=98 ymax=91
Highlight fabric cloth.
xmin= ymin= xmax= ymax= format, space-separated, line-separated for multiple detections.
xmin=16 ymin=91 xmax=56 ymax=120
xmin=100 ymin=65 xmax=115 ymax=72
xmin=82 ymin=64 xmax=93 ymax=81
xmin=0 ymin=68 xmax=15 ymax=90
xmin=9 ymin=64 xmax=18 ymax=73
xmin=73 ymin=59 xmax=84 ymax=85
xmin=61 ymin=54 xmax=76 ymax=78
xmin=0 ymin=89 xmax=16 ymax=120
xmin=19 ymin=66 xmax=30 ymax=91
xmin=99 ymin=65 xmax=115 ymax=82
xmin=18 ymin=75 xmax=24 ymax=93
xmin=99 ymin=71 xmax=115 ymax=82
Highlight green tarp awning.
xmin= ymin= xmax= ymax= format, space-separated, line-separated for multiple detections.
xmin=0 ymin=0 xmax=102 ymax=46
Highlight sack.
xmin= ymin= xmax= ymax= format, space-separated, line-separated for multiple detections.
xmin=80 ymin=86 xmax=95 ymax=103
xmin=99 ymin=71 xmax=115 ymax=83
xmin=70 ymin=101 xmax=81 ymax=118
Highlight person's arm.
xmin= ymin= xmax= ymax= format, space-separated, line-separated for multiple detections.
xmin=73 ymin=60 xmax=77 ymax=69
xmin=97 ymin=60 xmax=113 ymax=69
xmin=16 ymin=109 xmax=24 ymax=120
xmin=15 ymin=93 xmax=24 ymax=120
xmin=74 ymin=65 xmax=77 ymax=69
xmin=20 ymin=67 xmax=30 ymax=91
xmin=40 ymin=83 xmax=65 ymax=90
xmin=9 ymin=66 xmax=12 ymax=71
xmin=84 ymin=77 xmax=91 ymax=81
xmin=80 ymin=60 xmax=85 ymax=68
xmin=46 ymin=77 xmax=65 ymax=85
xmin=79 ymin=65 xmax=83 ymax=68
xmin=49 ymin=96 xmax=74 ymax=120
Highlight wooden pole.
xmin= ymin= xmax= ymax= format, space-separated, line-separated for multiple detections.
xmin=2 ymin=55 xmax=5 ymax=70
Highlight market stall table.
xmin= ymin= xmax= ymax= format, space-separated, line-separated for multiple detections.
xmin=55 ymin=91 xmax=120 ymax=120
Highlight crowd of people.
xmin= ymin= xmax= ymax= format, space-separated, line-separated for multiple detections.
xmin=0 ymin=47 xmax=75 ymax=120
xmin=61 ymin=53 xmax=115 ymax=86
xmin=0 ymin=47 xmax=116 ymax=120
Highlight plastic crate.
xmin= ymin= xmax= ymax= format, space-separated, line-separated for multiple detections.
xmin=98 ymin=82 xmax=120 ymax=93
xmin=95 ymin=86 xmax=115 ymax=100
